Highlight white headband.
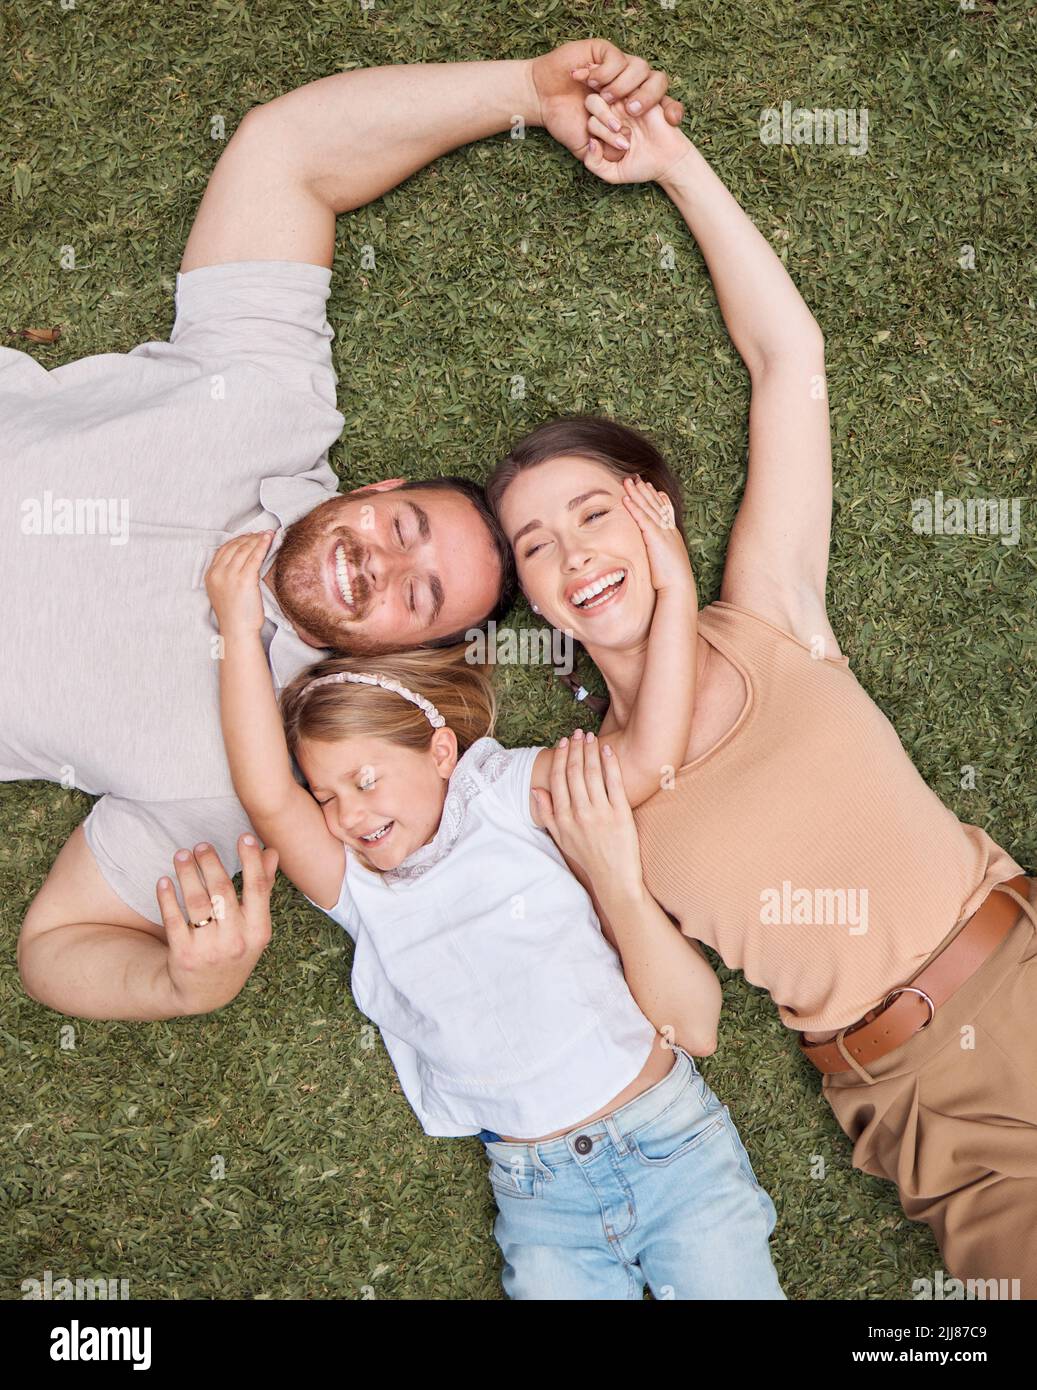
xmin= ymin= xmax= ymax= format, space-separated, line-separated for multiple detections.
xmin=298 ymin=671 xmax=446 ymax=729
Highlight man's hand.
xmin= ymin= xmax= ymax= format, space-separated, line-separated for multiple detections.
xmin=531 ymin=39 xmax=683 ymax=163
xmin=157 ymin=836 xmax=278 ymax=1016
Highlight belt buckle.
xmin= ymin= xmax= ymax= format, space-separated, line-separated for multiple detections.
xmin=882 ymin=984 xmax=936 ymax=1027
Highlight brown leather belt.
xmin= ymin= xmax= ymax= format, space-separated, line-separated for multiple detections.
xmin=800 ymin=874 xmax=1032 ymax=1075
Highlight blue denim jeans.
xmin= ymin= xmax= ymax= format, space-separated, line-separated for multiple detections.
xmin=479 ymin=1045 xmax=785 ymax=1300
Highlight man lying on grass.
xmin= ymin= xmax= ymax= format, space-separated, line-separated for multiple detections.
xmin=4 ymin=40 xmax=682 ymax=1022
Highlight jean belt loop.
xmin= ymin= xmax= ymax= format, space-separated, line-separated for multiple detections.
xmin=603 ymin=1113 xmax=630 ymax=1156
xmin=530 ymin=1143 xmax=553 ymax=1177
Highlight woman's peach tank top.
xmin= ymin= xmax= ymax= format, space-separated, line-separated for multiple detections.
xmin=632 ymin=601 xmax=1023 ymax=1032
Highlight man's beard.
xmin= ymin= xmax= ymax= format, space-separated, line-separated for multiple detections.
xmin=271 ymin=505 xmax=385 ymax=654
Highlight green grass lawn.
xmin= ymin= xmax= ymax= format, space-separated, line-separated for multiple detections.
xmin=2 ymin=0 xmax=1034 ymax=1300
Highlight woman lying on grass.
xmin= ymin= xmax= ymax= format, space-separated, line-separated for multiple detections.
xmin=158 ymin=478 xmax=786 ymax=1301
xmin=486 ymin=82 xmax=1037 ymax=1295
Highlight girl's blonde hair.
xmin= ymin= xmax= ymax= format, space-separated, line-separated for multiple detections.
xmin=279 ymin=644 xmax=497 ymax=761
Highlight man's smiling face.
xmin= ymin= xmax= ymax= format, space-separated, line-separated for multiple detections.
xmin=268 ymin=481 xmax=504 ymax=652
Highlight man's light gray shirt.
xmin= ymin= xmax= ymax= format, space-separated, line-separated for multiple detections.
xmin=0 ymin=260 xmax=344 ymax=919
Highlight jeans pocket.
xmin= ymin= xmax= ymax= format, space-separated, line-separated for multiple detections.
xmin=487 ymin=1156 xmax=539 ymax=1201
xmin=628 ymin=1091 xmax=726 ymax=1168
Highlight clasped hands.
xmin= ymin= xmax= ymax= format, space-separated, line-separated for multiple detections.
xmin=531 ymin=37 xmax=695 ymax=186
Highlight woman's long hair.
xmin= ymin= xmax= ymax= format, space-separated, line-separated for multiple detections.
xmin=486 ymin=414 xmax=686 ymax=540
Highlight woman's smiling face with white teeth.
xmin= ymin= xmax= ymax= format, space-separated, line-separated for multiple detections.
xmin=498 ymin=456 xmax=655 ymax=650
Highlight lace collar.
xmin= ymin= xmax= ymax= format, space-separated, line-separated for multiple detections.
xmin=383 ymin=737 xmax=512 ymax=885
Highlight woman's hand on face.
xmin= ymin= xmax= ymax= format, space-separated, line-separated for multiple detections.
xmin=205 ymin=532 xmax=274 ymax=639
xmin=622 ymin=476 xmax=694 ymax=595
xmin=581 ymin=96 xmax=694 ymax=185
xmin=532 ymin=731 xmax=645 ymax=904
xmin=157 ymin=835 xmax=279 ymax=1015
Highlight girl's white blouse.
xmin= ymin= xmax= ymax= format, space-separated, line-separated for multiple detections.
xmin=315 ymin=737 xmax=657 ymax=1137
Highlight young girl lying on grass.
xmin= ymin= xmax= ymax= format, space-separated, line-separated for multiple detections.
xmin=202 ymin=476 xmax=784 ymax=1300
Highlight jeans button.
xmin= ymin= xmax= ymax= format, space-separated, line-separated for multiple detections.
xmin=574 ymin=1134 xmax=593 ymax=1155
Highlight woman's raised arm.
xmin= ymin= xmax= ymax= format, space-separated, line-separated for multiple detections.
xmin=582 ymin=97 xmax=839 ymax=656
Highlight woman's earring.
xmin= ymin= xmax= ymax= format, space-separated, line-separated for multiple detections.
xmin=532 ymin=603 xmax=541 ymax=614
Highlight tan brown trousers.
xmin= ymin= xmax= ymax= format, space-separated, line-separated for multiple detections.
xmin=822 ymin=879 xmax=1037 ymax=1299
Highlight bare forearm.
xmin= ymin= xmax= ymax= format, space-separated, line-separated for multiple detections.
xmin=617 ymin=582 xmax=698 ymax=804
xmin=267 ymin=60 xmax=538 ymax=212
xmin=219 ymin=634 xmax=301 ymax=817
xmin=182 ymin=59 xmax=539 ymax=269
xmin=598 ymin=887 xmax=721 ymax=1051
xmin=266 ymin=58 xmax=536 ymax=209
xmin=659 ymin=143 xmax=822 ymax=375
xmin=19 ymin=925 xmax=185 ymax=1021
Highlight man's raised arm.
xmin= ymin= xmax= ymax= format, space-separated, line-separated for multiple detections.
xmin=181 ymin=39 xmax=682 ymax=271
